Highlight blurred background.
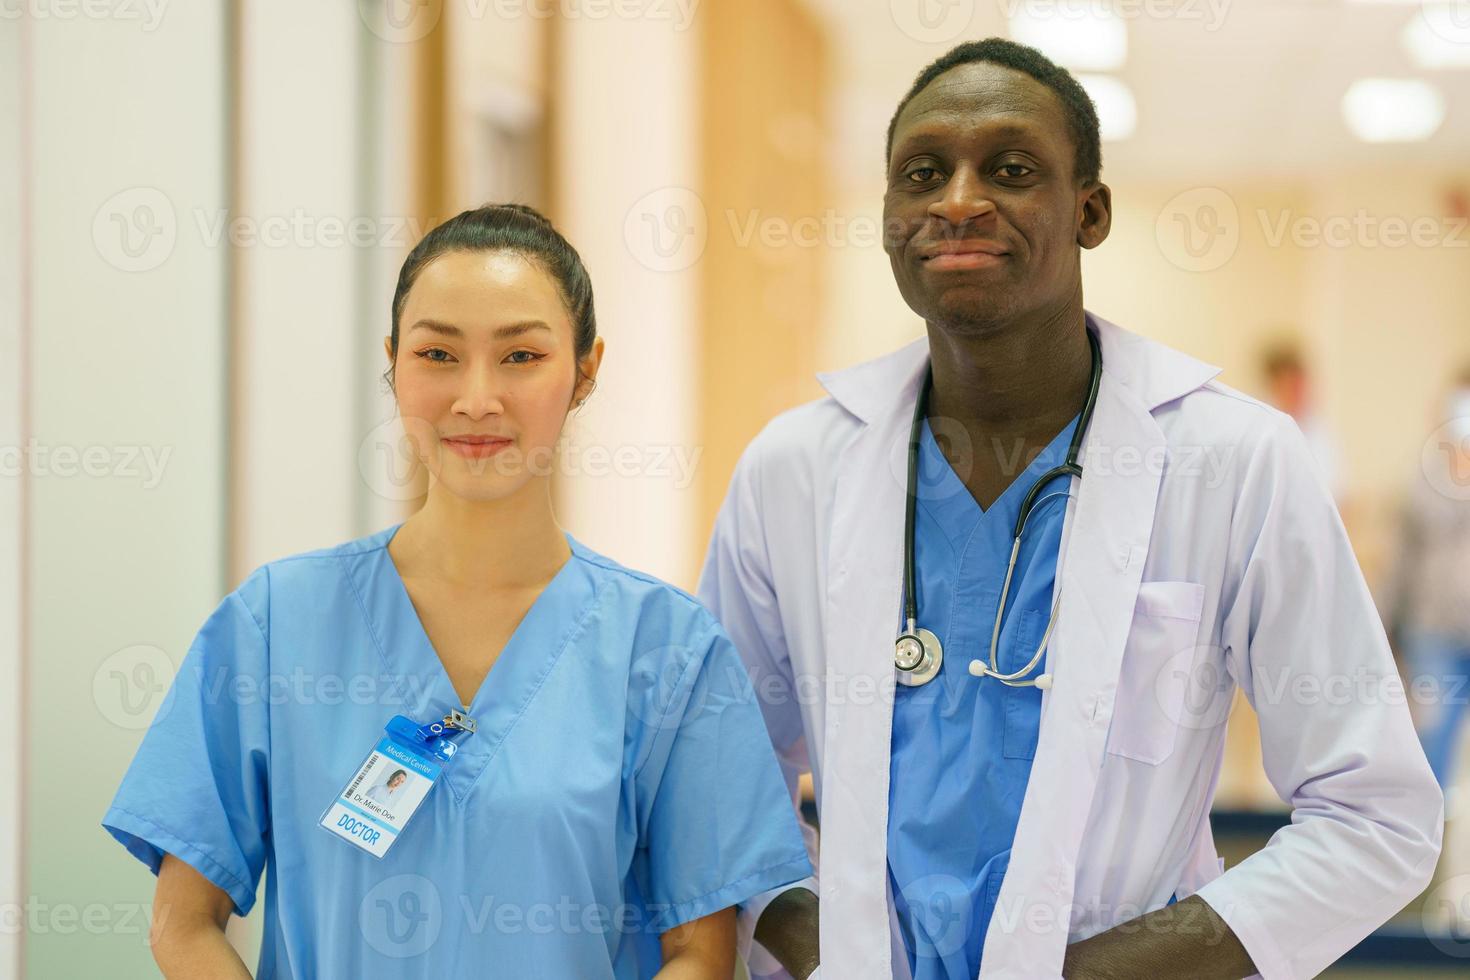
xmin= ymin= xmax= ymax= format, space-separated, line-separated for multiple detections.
xmin=4 ymin=0 xmax=1470 ymax=975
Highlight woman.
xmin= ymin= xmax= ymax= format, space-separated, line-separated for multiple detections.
xmin=103 ymin=204 xmax=813 ymax=978
xmin=364 ymin=769 xmax=409 ymax=808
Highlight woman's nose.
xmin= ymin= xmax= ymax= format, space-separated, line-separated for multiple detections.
xmin=452 ymin=367 xmax=506 ymax=420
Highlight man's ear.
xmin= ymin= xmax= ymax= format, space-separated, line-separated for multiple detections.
xmin=1077 ymin=181 xmax=1112 ymax=250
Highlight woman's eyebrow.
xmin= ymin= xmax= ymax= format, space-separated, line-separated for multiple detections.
xmin=493 ymin=321 xmax=552 ymax=339
xmin=408 ymin=319 xmax=463 ymax=337
xmin=407 ymin=319 xmax=552 ymax=339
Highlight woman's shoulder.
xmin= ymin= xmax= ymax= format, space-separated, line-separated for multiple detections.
xmin=568 ymin=537 xmax=722 ymax=638
xmin=223 ymin=525 xmax=400 ymax=613
xmin=263 ymin=524 xmax=399 ymax=568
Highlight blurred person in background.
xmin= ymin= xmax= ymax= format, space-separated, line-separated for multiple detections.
xmin=1260 ymin=339 xmax=1345 ymax=503
xmin=101 ymin=204 xmax=812 ymax=979
xmin=1380 ymin=367 xmax=1470 ymax=797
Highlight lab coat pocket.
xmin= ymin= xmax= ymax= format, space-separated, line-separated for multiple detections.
xmin=1104 ymin=581 xmax=1206 ymax=766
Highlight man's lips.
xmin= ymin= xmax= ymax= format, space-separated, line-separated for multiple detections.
xmin=916 ymin=240 xmax=1009 ymax=271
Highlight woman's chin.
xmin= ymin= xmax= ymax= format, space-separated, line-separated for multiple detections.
xmin=427 ymin=469 xmax=533 ymax=504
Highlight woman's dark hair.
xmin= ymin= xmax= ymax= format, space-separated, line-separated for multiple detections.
xmin=384 ymin=203 xmax=597 ymax=392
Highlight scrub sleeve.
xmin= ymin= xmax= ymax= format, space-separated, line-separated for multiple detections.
xmin=628 ymin=622 xmax=815 ymax=933
xmin=102 ymin=568 xmax=272 ymax=916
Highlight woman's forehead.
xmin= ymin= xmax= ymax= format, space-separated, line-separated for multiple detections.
xmin=403 ymin=251 xmax=572 ymax=336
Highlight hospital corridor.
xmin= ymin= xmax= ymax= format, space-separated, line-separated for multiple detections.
xmin=4 ymin=1 xmax=1470 ymax=977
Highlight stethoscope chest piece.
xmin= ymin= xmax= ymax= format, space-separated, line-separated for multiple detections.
xmin=894 ymin=626 xmax=943 ymax=687
xmin=893 ymin=328 xmax=1101 ymax=691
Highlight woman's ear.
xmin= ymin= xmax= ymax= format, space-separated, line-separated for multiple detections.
xmin=382 ymin=336 xmax=398 ymax=393
xmin=574 ymin=337 xmax=606 ymax=407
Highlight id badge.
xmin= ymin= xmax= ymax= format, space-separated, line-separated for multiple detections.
xmin=319 ymin=711 xmax=474 ymax=858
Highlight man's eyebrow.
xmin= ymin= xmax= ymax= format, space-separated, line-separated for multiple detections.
xmin=406 ymin=319 xmax=552 ymax=339
xmin=892 ymin=119 xmax=1045 ymax=156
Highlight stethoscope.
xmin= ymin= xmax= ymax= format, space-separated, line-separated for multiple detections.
xmin=894 ymin=329 xmax=1102 ymax=689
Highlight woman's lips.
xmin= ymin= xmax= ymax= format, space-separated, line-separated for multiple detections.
xmin=442 ymin=436 xmax=514 ymax=459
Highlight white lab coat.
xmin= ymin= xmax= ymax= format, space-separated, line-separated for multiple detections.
xmin=698 ymin=313 xmax=1442 ymax=980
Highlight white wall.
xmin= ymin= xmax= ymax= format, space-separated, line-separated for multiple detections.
xmin=355 ymin=10 xmax=423 ymax=540
xmin=232 ymin=1 xmax=366 ymax=576
xmin=25 ymin=5 xmax=230 ymax=977
xmin=0 ymin=14 xmax=25 ymax=980
xmin=551 ymin=12 xmax=701 ymax=585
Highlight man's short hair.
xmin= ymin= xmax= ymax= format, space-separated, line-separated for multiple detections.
xmin=886 ymin=37 xmax=1103 ymax=186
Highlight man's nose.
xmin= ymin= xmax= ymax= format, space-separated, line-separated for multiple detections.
xmin=927 ymin=167 xmax=997 ymax=228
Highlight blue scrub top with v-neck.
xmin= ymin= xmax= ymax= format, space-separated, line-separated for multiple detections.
xmin=888 ymin=414 xmax=1078 ymax=980
xmin=103 ymin=524 xmax=813 ymax=979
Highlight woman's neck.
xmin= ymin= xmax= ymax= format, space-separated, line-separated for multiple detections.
xmin=389 ymin=478 xmax=571 ymax=590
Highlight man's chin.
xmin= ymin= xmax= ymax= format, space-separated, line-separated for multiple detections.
xmin=913 ymin=288 xmax=1020 ymax=333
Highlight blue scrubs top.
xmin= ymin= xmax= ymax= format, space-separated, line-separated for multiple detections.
xmin=103 ymin=525 xmax=813 ymax=978
xmin=888 ymin=414 xmax=1078 ymax=979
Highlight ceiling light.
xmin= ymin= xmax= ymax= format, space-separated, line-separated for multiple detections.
xmin=1404 ymin=5 xmax=1470 ymax=68
xmin=1077 ymin=75 xmax=1137 ymax=141
xmin=1341 ymin=78 xmax=1446 ymax=141
xmin=1009 ymin=2 xmax=1127 ymax=71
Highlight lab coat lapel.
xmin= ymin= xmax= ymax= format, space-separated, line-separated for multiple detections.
xmin=818 ymin=349 xmax=925 ymax=979
xmin=979 ymin=358 xmax=1167 ymax=979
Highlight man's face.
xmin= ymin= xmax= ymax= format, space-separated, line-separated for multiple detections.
xmin=883 ymin=61 xmax=1108 ymax=331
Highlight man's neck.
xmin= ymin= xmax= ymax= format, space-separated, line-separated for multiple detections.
xmin=924 ymin=301 xmax=1093 ymax=436
xmin=921 ymin=299 xmax=1095 ymax=510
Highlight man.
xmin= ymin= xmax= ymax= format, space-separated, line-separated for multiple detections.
xmin=698 ymin=38 xmax=1441 ymax=980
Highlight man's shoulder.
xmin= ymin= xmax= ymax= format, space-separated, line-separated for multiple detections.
xmin=747 ymin=395 xmax=859 ymax=462
xmin=744 ymin=338 xmax=927 ymax=469
xmin=1161 ymin=376 xmax=1298 ymax=449
xmin=1154 ymin=378 xmax=1323 ymax=499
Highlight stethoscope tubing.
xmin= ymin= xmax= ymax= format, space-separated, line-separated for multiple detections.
xmin=899 ymin=328 xmax=1103 ymax=685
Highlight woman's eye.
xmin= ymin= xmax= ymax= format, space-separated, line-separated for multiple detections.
xmin=505 ymin=350 xmax=545 ymax=365
xmin=414 ymin=347 xmax=454 ymax=364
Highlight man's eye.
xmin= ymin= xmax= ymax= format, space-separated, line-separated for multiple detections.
xmin=907 ymin=167 xmax=940 ymax=183
xmin=996 ymin=164 xmax=1032 ymax=179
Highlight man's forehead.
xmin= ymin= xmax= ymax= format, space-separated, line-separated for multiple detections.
xmin=893 ymin=62 xmax=1066 ymax=147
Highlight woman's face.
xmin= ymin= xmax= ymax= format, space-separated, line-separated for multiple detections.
xmin=386 ymin=250 xmax=603 ymax=502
